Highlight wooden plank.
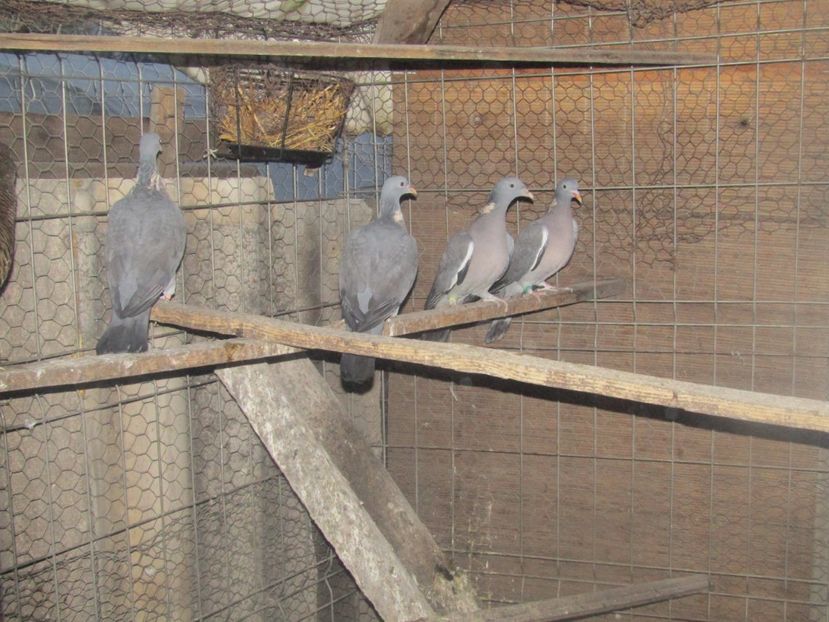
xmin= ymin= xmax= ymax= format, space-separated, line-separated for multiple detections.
xmin=0 ymin=34 xmax=716 ymax=67
xmin=434 ymin=574 xmax=710 ymax=622
xmin=0 ymin=339 xmax=296 ymax=395
xmin=217 ymin=357 xmax=478 ymax=616
xmin=384 ymin=278 xmax=624 ymax=337
xmin=374 ymin=0 xmax=452 ymax=44
xmin=0 ymin=280 xmax=616 ymax=394
xmin=150 ymin=302 xmax=829 ymax=434
xmin=215 ymin=360 xmax=436 ymax=621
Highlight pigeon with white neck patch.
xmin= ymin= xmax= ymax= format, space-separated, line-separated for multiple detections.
xmin=485 ymin=178 xmax=581 ymax=344
xmin=422 ymin=176 xmax=534 ymax=342
xmin=339 ymin=175 xmax=418 ymax=389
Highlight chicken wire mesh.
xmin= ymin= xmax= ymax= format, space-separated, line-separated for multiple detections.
xmin=383 ymin=0 xmax=829 ymax=621
xmin=1 ymin=0 xmax=829 ymax=621
xmin=0 ymin=45 xmax=393 ymax=620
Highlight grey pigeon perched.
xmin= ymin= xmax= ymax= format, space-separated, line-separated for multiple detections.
xmin=485 ymin=178 xmax=581 ymax=344
xmin=96 ymin=133 xmax=186 ymax=354
xmin=422 ymin=176 xmax=534 ymax=342
xmin=339 ymin=175 xmax=418 ymax=389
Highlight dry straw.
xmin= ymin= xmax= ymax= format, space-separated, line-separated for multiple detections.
xmin=215 ymin=70 xmax=351 ymax=154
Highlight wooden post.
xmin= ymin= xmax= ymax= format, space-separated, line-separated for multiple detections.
xmin=215 ymin=358 xmax=479 ymax=618
xmin=149 ymin=86 xmax=184 ymax=178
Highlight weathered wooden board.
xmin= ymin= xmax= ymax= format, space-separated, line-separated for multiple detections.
xmin=215 ymin=358 xmax=479 ymax=619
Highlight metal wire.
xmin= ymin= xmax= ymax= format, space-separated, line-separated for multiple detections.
xmin=0 ymin=46 xmax=371 ymax=620
xmin=386 ymin=1 xmax=829 ymax=620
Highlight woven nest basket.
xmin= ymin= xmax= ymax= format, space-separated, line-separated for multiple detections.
xmin=210 ymin=64 xmax=355 ymax=165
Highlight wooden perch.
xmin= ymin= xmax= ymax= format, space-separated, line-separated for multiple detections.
xmin=2 ymin=281 xmax=827 ymax=435
xmin=148 ymin=302 xmax=829 ymax=434
xmin=0 ymin=280 xmax=616 ymax=395
xmin=0 ymin=33 xmax=716 ymax=67
xmin=0 ymin=339 xmax=296 ymax=395
xmin=434 ymin=574 xmax=709 ymax=622
xmin=384 ymin=278 xmax=623 ymax=336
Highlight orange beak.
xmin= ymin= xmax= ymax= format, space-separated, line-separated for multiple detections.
xmin=572 ymin=190 xmax=583 ymax=205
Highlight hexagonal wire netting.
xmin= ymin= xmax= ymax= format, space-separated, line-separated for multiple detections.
xmin=0 ymin=0 xmax=393 ymax=617
xmin=381 ymin=1 xmax=829 ymax=621
xmin=2 ymin=1 xmax=829 ymax=622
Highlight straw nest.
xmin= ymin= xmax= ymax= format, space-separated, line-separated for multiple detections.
xmin=214 ymin=70 xmax=352 ymax=154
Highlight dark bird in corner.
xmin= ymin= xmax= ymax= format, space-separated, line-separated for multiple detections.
xmin=338 ymin=175 xmax=418 ymax=391
xmin=485 ymin=178 xmax=582 ymax=344
xmin=97 ymin=132 xmax=186 ymax=355
xmin=422 ymin=176 xmax=534 ymax=342
xmin=0 ymin=141 xmax=17 ymax=292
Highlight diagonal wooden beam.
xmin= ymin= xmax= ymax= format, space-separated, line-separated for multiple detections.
xmin=216 ymin=358 xmax=478 ymax=619
xmin=0 ymin=34 xmax=716 ymax=67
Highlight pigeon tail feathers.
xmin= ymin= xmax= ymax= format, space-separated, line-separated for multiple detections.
xmin=421 ymin=327 xmax=450 ymax=342
xmin=339 ymin=353 xmax=376 ymax=389
xmin=484 ymin=317 xmax=513 ymax=344
xmin=96 ymin=311 xmax=150 ymax=354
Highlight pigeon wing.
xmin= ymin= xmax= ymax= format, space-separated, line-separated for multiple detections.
xmin=425 ymin=232 xmax=474 ymax=309
xmin=340 ymin=222 xmax=418 ymax=333
xmin=493 ymin=221 xmax=548 ymax=291
xmin=107 ymin=188 xmax=186 ymax=318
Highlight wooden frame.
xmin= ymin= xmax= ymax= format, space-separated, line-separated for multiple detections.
xmin=0 ymin=33 xmax=716 ymax=67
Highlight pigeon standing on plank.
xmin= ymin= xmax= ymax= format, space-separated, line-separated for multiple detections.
xmin=485 ymin=178 xmax=582 ymax=344
xmin=96 ymin=132 xmax=186 ymax=354
xmin=339 ymin=175 xmax=418 ymax=389
xmin=422 ymin=176 xmax=534 ymax=342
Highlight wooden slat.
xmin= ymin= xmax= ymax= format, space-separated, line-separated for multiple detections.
xmin=0 ymin=339 xmax=295 ymax=394
xmin=385 ymin=278 xmax=623 ymax=336
xmin=216 ymin=360 xmax=437 ymax=621
xmin=435 ymin=574 xmax=710 ymax=622
xmin=150 ymin=302 xmax=829 ymax=434
xmin=0 ymin=280 xmax=616 ymax=395
xmin=0 ymin=34 xmax=716 ymax=66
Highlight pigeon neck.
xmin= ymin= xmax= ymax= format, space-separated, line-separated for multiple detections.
xmin=136 ymin=157 xmax=158 ymax=188
xmin=378 ymin=197 xmax=401 ymax=220
xmin=549 ymin=195 xmax=573 ymax=221
xmin=488 ymin=201 xmax=511 ymax=219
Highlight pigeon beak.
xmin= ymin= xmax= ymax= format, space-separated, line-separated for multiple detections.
xmin=572 ymin=190 xmax=583 ymax=206
xmin=523 ymin=190 xmax=535 ymax=202
xmin=407 ymin=185 xmax=417 ymax=198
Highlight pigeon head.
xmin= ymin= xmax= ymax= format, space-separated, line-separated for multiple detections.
xmin=379 ymin=175 xmax=417 ymax=218
xmin=489 ymin=176 xmax=534 ymax=210
xmin=556 ymin=178 xmax=583 ymax=207
xmin=139 ymin=133 xmax=162 ymax=162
